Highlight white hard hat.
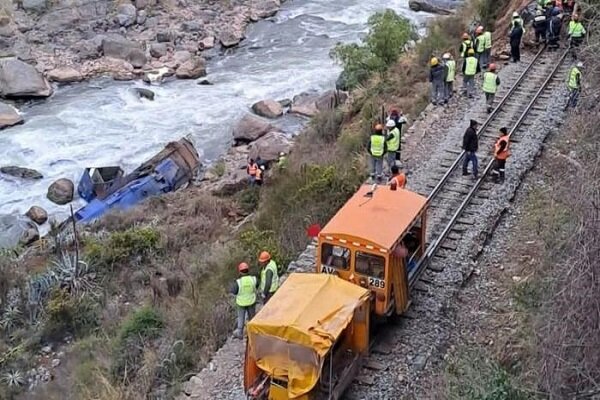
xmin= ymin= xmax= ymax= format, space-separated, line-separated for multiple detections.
xmin=260 ymin=165 xmax=265 ymax=170
xmin=386 ymin=119 xmax=396 ymax=128
xmin=513 ymin=11 xmax=519 ymax=17
xmin=279 ymin=151 xmax=285 ymax=156
xmin=576 ymin=62 xmax=584 ymax=68
xmin=442 ymin=53 xmax=451 ymax=59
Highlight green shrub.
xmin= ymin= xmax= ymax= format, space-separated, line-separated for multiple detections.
xmin=236 ymin=187 xmax=260 ymax=214
xmin=417 ymin=15 xmax=464 ymax=68
xmin=119 ymin=306 xmax=164 ymax=342
xmin=86 ymin=227 xmax=161 ymax=269
xmin=332 ymin=9 xmax=415 ymax=89
xmin=43 ymin=289 xmax=99 ymax=341
xmin=310 ymin=109 xmax=344 ymax=143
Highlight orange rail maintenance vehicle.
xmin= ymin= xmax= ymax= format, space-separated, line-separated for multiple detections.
xmin=317 ymin=184 xmax=427 ymax=316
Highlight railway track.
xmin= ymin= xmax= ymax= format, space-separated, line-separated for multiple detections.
xmin=408 ymin=45 xmax=571 ymax=287
xmin=349 ymin=46 xmax=572 ymax=394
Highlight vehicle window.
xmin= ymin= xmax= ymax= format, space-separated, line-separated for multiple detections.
xmin=320 ymin=243 xmax=350 ymax=270
xmin=355 ymin=251 xmax=385 ymax=279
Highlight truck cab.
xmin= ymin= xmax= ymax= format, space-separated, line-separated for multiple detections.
xmin=316 ymin=184 xmax=427 ymax=316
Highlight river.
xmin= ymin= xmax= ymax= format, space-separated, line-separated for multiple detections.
xmin=0 ymin=0 xmax=429 ymax=221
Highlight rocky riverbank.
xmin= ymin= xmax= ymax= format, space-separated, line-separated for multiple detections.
xmin=0 ymin=0 xmax=283 ymax=88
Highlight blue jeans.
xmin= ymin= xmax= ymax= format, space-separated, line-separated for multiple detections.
xmin=370 ymin=156 xmax=383 ymax=180
xmin=463 ymin=151 xmax=478 ymax=177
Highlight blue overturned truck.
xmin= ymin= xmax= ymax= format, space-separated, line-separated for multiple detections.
xmin=72 ymin=138 xmax=200 ymax=224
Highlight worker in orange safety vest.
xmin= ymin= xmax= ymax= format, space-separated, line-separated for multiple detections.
xmin=492 ymin=127 xmax=510 ymax=183
xmin=388 ymin=165 xmax=407 ymax=190
xmin=247 ymin=159 xmax=259 ymax=185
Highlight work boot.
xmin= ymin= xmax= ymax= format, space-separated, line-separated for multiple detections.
xmin=487 ymin=106 xmax=493 ymax=113
xmin=462 ymin=170 xmax=469 ymax=176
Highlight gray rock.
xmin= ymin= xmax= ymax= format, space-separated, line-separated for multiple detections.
xmin=0 ymin=166 xmax=43 ymax=180
xmin=181 ymin=21 xmax=202 ymax=32
xmin=0 ymin=102 xmax=23 ymax=129
xmin=232 ymin=114 xmax=273 ymax=144
xmin=251 ymin=0 xmax=280 ymax=19
xmin=0 ymin=58 xmax=52 ymax=98
xmin=315 ymin=90 xmax=348 ymax=112
xmin=41 ymin=345 xmax=52 ymax=354
xmin=26 ymin=206 xmax=48 ymax=225
xmin=199 ymin=35 xmax=215 ymax=50
xmin=134 ymin=0 xmax=151 ymax=9
xmin=47 ymin=178 xmax=74 ymax=205
xmin=22 ymin=0 xmax=47 ymax=12
xmin=73 ymin=35 xmax=105 ymax=59
xmin=408 ymin=0 xmax=460 ymax=14
xmin=116 ymin=3 xmax=137 ymax=27
xmin=51 ymin=359 xmax=60 ymax=368
xmin=156 ymin=30 xmax=173 ymax=43
xmin=252 ymin=99 xmax=283 ymax=119
xmin=136 ymin=10 xmax=147 ymax=25
xmin=290 ymin=92 xmax=319 ymax=117
xmin=248 ymin=131 xmax=291 ymax=161
xmin=197 ymin=79 xmax=212 ymax=85
xmin=132 ymin=87 xmax=154 ymax=100
xmin=127 ymin=48 xmax=147 ymax=68
xmin=47 ymin=67 xmax=83 ymax=83
xmin=278 ymin=98 xmax=292 ymax=108
xmin=102 ymin=35 xmax=140 ymax=59
xmin=173 ymin=50 xmax=191 ymax=65
xmin=219 ymin=28 xmax=243 ymax=48
xmin=143 ymin=67 xmax=173 ymax=84
xmin=0 ymin=214 xmax=39 ymax=249
xmin=150 ymin=43 xmax=167 ymax=58
xmin=175 ymin=56 xmax=206 ymax=79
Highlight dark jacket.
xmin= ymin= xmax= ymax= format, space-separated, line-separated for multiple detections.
xmin=462 ymin=127 xmax=479 ymax=152
xmin=533 ymin=15 xmax=548 ymax=33
xmin=548 ymin=16 xmax=562 ymax=37
xmin=230 ymin=273 xmax=260 ymax=295
xmin=510 ymin=26 xmax=524 ymax=46
xmin=429 ymin=64 xmax=447 ymax=83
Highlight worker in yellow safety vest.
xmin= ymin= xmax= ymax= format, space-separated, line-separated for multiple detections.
xmin=230 ymin=262 xmax=259 ymax=339
xmin=462 ymin=48 xmax=480 ymax=98
xmin=568 ymin=14 xmax=586 ymax=49
xmin=258 ymin=251 xmax=279 ymax=303
xmin=368 ymin=123 xmax=386 ymax=182
xmin=483 ymin=29 xmax=492 ymax=69
xmin=492 ymin=127 xmax=510 ymax=183
xmin=482 ymin=63 xmax=501 ymax=113
xmin=565 ymin=62 xmax=583 ymax=110
xmin=443 ymin=53 xmax=456 ymax=102
xmin=385 ymin=119 xmax=401 ymax=171
xmin=474 ymin=25 xmax=487 ymax=68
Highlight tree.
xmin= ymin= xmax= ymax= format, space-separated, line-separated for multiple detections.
xmin=331 ymin=9 xmax=415 ymax=89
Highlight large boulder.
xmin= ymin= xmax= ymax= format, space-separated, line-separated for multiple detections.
xmin=0 ymin=166 xmax=43 ymax=180
xmin=175 ymin=56 xmax=206 ymax=79
xmin=102 ymin=36 xmax=147 ymax=68
xmin=47 ymin=178 xmax=74 ymax=205
xmin=26 ymin=206 xmax=48 ymax=225
xmin=47 ymin=67 xmax=83 ymax=83
xmin=219 ymin=28 xmax=244 ymax=48
xmin=0 ymin=102 xmax=23 ymax=129
xmin=150 ymin=43 xmax=167 ymax=58
xmin=199 ymin=36 xmax=215 ymax=50
xmin=251 ymin=0 xmax=281 ymax=19
xmin=116 ymin=3 xmax=137 ymax=27
xmin=315 ymin=90 xmax=348 ymax=112
xmin=22 ymin=0 xmax=47 ymax=12
xmin=290 ymin=92 xmax=319 ymax=117
xmin=0 ymin=214 xmax=39 ymax=249
xmin=248 ymin=131 xmax=291 ymax=162
xmin=0 ymin=58 xmax=52 ymax=98
xmin=132 ymin=87 xmax=155 ymax=100
xmin=408 ymin=0 xmax=460 ymax=15
xmin=251 ymin=99 xmax=283 ymax=119
xmin=232 ymin=114 xmax=273 ymax=144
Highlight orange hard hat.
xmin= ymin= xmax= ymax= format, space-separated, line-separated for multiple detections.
xmin=374 ymin=123 xmax=383 ymax=131
xmin=488 ymin=63 xmax=497 ymax=71
xmin=238 ymin=262 xmax=249 ymax=272
xmin=462 ymin=32 xmax=469 ymax=39
xmin=258 ymin=251 xmax=271 ymax=263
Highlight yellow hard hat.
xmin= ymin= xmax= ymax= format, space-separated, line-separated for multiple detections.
xmin=430 ymin=57 xmax=439 ymax=66
xmin=468 ymin=48 xmax=475 ymax=55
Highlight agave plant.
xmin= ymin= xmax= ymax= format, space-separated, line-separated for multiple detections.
xmin=1 ymin=370 xmax=25 ymax=387
xmin=0 ymin=304 xmax=22 ymax=332
xmin=52 ymin=252 xmax=99 ymax=298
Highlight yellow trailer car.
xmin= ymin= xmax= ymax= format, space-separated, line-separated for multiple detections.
xmin=244 ymin=273 xmax=370 ymax=400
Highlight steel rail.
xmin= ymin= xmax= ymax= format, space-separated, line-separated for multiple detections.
xmin=409 ymin=47 xmax=569 ymax=288
xmin=425 ymin=45 xmax=547 ymax=204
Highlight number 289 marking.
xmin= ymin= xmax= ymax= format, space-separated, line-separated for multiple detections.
xmin=368 ymin=277 xmax=385 ymax=289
